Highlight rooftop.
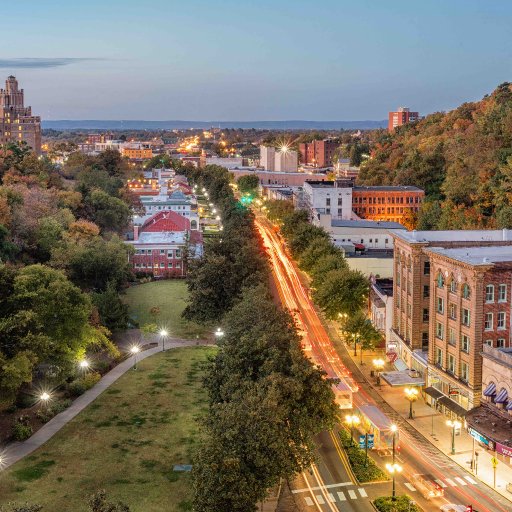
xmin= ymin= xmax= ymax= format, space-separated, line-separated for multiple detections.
xmin=393 ymin=229 xmax=512 ymax=244
xmin=353 ymin=185 xmax=423 ymax=192
xmin=425 ymin=245 xmax=512 ymax=266
xmin=132 ymin=231 xmax=186 ymax=245
xmin=331 ymin=219 xmax=405 ymax=230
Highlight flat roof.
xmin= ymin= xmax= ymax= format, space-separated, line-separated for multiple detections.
xmin=130 ymin=232 xmax=186 ymax=245
xmin=425 ymin=245 xmax=512 ymax=266
xmin=353 ymin=185 xmax=423 ymax=192
xmin=393 ymin=229 xmax=512 ymax=244
xmin=331 ymin=219 xmax=405 ymax=229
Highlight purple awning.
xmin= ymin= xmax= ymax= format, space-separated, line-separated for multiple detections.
xmin=483 ymin=382 xmax=496 ymax=396
xmin=506 ymin=401 xmax=512 ymax=411
xmin=495 ymin=388 xmax=509 ymax=403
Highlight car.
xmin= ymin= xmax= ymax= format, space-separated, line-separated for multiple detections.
xmin=412 ymin=474 xmax=444 ymax=499
xmin=440 ymin=505 xmax=466 ymax=512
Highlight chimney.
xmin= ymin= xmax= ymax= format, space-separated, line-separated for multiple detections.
xmin=134 ymin=225 xmax=139 ymax=241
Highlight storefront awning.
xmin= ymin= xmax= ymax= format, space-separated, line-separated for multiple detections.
xmin=437 ymin=396 xmax=468 ymax=417
xmin=394 ymin=358 xmax=408 ymax=372
xmin=495 ymin=388 xmax=508 ymax=403
xmin=506 ymin=401 xmax=512 ymax=411
xmin=424 ymin=386 xmax=444 ymax=401
xmin=483 ymin=382 xmax=496 ymax=396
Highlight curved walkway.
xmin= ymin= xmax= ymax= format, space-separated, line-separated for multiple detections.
xmin=1 ymin=338 xmax=211 ymax=470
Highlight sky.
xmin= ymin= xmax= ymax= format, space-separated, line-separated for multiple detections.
xmin=2 ymin=0 xmax=512 ymax=121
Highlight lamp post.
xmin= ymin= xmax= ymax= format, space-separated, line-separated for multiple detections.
xmin=386 ymin=463 xmax=403 ymax=500
xmin=353 ymin=332 xmax=359 ymax=356
xmin=373 ymin=358 xmax=385 ymax=386
xmin=159 ymin=329 xmax=168 ymax=352
xmin=404 ymin=387 xmax=419 ymax=419
xmin=446 ymin=419 xmax=461 ymax=455
xmin=79 ymin=359 xmax=89 ymax=372
xmin=130 ymin=346 xmax=140 ymax=370
xmin=390 ymin=424 xmax=398 ymax=464
xmin=214 ymin=327 xmax=224 ymax=340
xmin=40 ymin=391 xmax=51 ymax=411
xmin=345 ymin=414 xmax=360 ymax=446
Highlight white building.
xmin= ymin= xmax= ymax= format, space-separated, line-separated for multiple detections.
xmin=275 ymin=149 xmax=298 ymax=172
xmin=303 ymin=180 xmax=354 ymax=221
xmin=369 ymin=277 xmax=394 ymax=344
xmin=260 ymin=146 xmax=276 ymax=171
xmin=204 ymin=156 xmax=243 ymax=169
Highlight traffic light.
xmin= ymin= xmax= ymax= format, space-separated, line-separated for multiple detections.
xmin=466 ymin=505 xmax=472 ymax=512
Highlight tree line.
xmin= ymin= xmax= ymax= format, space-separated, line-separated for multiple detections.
xmin=182 ymin=165 xmax=339 ymax=511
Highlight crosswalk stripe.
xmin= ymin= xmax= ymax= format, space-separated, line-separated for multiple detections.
xmin=348 ymin=490 xmax=357 ymax=499
xmin=465 ymin=476 xmax=477 ymax=484
xmin=455 ymin=477 xmax=467 ymax=486
xmin=445 ymin=478 xmax=457 ymax=486
xmin=435 ymin=479 xmax=447 ymax=488
xmin=316 ymin=495 xmax=325 ymax=504
xmin=328 ymin=493 xmax=336 ymax=503
xmin=305 ymin=497 xmax=313 ymax=506
xmin=358 ymin=488 xmax=368 ymax=497
xmin=337 ymin=491 xmax=346 ymax=501
xmin=404 ymin=482 xmax=416 ymax=492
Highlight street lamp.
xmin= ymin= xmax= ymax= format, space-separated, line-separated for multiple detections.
xmin=130 ymin=345 xmax=140 ymax=370
xmin=345 ymin=414 xmax=360 ymax=446
xmin=40 ymin=391 xmax=51 ymax=411
xmin=404 ymin=387 xmax=419 ymax=419
xmin=390 ymin=424 xmax=398 ymax=464
xmin=214 ymin=327 xmax=224 ymax=339
xmin=446 ymin=419 xmax=461 ymax=455
xmin=159 ymin=329 xmax=168 ymax=351
xmin=353 ymin=332 xmax=359 ymax=356
xmin=373 ymin=358 xmax=385 ymax=386
xmin=79 ymin=359 xmax=89 ymax=371
xmin=386 ymin=463 xmax=403 ymax=500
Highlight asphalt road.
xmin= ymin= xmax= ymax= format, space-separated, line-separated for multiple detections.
xmin=256 ymin=215 xmax=512 ymax=512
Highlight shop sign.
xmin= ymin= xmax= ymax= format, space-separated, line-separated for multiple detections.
xmin=468 ymin=427 xmax=489 ymax=446
xmin=496 ymin=442 xmax=512 ymax=458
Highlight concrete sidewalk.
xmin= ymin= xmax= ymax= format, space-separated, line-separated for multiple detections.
xmin=1 ymin=339 xmax=209 ymax=470
xmin=338 ymin=330 xmax=512 ymax=502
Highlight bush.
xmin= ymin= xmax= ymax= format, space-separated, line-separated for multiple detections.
xmin=12 ymin=416 xmax=33 ymax=441
xmin=338 ymin=428 xmax=388 ymax=483
xmin=373 ymin=495 xmax=421 ymax=512
xmin=15 ymin=393 xmax=36 ymax=409
xmin=36 ymin=398 xmax=73 ymax=423
xmin=68 ymin=372 xmax=101 ymax=397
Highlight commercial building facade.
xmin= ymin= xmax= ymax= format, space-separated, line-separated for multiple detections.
xmin=299 ymin=139 xmax=339 ymax=167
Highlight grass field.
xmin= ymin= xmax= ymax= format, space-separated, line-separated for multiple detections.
xmin=0 ymin=346 xmax=216 ymax=512
xmin=123 ymin=280 xmax=209 ymax=339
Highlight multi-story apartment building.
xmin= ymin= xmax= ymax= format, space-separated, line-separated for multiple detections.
xmin=299 ymin=139 xmax=339 ymax=167
xmin=0 ymin=76 xmax=41 ymax=154
xmin=302 ymin=180 xmax=354 ymax=220
xmin=260 ymin=146 xmax=276 ymax=171
xmin=388 ymin=107 xmax=419 ymax=132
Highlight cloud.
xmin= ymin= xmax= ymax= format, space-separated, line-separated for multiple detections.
xmin=0 ymin=58 xmax=103 ymax=69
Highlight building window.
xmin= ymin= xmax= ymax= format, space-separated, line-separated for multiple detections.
xmin=485 ymin=285 xmax=495 ymax=303
xmin=167 ymin=251 xmax=173 ymax=258
xmin=448 ymin=354 xmax=455 ymax=374
xmin=436 ymin=322 xmax=444 ymax=340
xmin=462 ymin=308 xmax=471 ymax=327
xmin=450 ymin=279 xmax=457 ymax=293
xmin=437 ymin=297 xmax=444 ymax=314
xmin=396 ymin=295 xmax=400 ymax=309
xmin=423 ymin=285 xmax=430 ymax=298
xmin=497 ymin=338 xmax=505 ymax=348
xmin=160 ymin=263 xmax=165 ymax=268
xmin=498 ymin=311 xmax=506 ymax=330
xmin=407 ymin=303 xmax=412 ymax=317
xmin=176 ymin=249 xmax=181 ymax=258
xmin=484 ymin=312 xmax=493 ymax=331
xmin=421 ymin=332 xmax=429 ymax=348
xmin=422 ymin=308 xmax=429 ymax=322
xmin=449 ymin=303 xmax=457 ymax=320
xmin=460 ymin=361 xmax=469 ymax=382
xmin=484 ymin=339 xmax=493 ymax=347
xmin=337 ymin=197 xmax=342 ymax=206
xmin=160 ymin=249 xmax=165 ymax=255
xmin=448 ymin=328 xmax=456 ymax=346
xmin=396 ymin=272 xmax=401 ymax=287
xmin=435 ymin=347 xmax=443 ymax=366
xmin=462 ymin=283 xmax=471 ymax=299
xmin=168 ymin=262 xmax=173 ymax=268
xmin=326 ymin=198 xmax=331 ymax=206
xmin=499 ymin=284 xmax=507 ymax=302
xmin=437 ymin=272 xmax=445 ymax=289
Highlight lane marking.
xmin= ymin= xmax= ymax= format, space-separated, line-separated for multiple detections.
xmin=445 ymin=478 xmax=457 ymax=486
xmin=337 ymin=492 xmax=346 ymax=501
xmin=328 ymin=493 xmax=336 ymax=502
xmin=316 ymin=495 xmax=325 ymax=504
xmin=358 ymin=488 xmax=368 ymax=497
xmin=465 ymin=476 xmax=477 ymax=484
xmin=305 ymin=497 xmax=313 ymax=506
xmin=455 ymin=477 xmax=467 ymax=486
xmin=292 ymin=481 xmax=354 ymax=493
xmin=435 ymin=479 xmax=447 ymax=488
xmin=404 ymin=482 xmax=416 ymax=492
xmin=348 ymin=490 xmax=357 ymax=499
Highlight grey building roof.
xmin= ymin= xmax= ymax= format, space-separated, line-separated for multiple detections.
xmin=331 ymin=219 xmax=405 ymax=230
xmin=393 ymin=229 xmax=512 ymax=244
xmin=425 ymin=245 xmax=512 ymax=266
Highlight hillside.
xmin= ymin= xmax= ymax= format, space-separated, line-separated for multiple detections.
xmin=358 ymin=83 xmax=512 ymax=230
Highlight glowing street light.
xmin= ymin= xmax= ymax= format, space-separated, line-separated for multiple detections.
xmin=160 ymin=329 xmax=168 ymax=352
xmin=345 ymin=414 xmax=360 ymax=446
xmin=130 ymin=345 xmax=140 ymax=370
xmin=404 ymin=387 xmax=419 ymax=419
xmin=386 ymin=463 xmax=403 ymax=500
xmin=373 ymin=358 xmax=385 ymax=386
xmin=214 ymin=327 xmax=224 ymax=339
xmin=39 ymin=391 xmax=51 ymax=410
xmin=446 ymin=419 xmax=461 ymax=455
xmin=79 ymin=359 xmax=89 ymax=371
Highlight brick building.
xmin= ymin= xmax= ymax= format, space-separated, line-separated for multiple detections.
xmin=299 ymin=139 xmax=339 ymax=167
xmin=0 ymin=76 xmax=41 ymax=154
xmin=388 ymin=107 xmax=419 ymax=132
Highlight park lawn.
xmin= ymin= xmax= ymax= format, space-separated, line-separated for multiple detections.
xmin=0 ymin=346 xmax=216 ymax=512
xmin=123 ymin=280 xmax=208 ymax=339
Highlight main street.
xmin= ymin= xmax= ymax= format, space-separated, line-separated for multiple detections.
xmin=256 ymin=215 xmax=512 ymax=512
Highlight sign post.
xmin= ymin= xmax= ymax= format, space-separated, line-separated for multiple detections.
xmin=491 ymin=455 xmax=498 ymax=488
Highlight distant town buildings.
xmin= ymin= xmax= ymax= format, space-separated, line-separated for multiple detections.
xmin=0 ymin=75 xmax=41 ymax=154
xmin=259 ymin=146 xmax=276 ymax=171
xmin=299 ymin=139 xmax=339 ymax=167
xmin=259 ymin=145 xmax=298 ymax=172
xmin=388 ymin=107 xmax=419 ymax=132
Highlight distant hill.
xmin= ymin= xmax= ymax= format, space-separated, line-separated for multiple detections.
xmin=358 ymin=82 xmax=512 ymax=230
xmin=42 ymin=119 xmax=387 ymax=130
